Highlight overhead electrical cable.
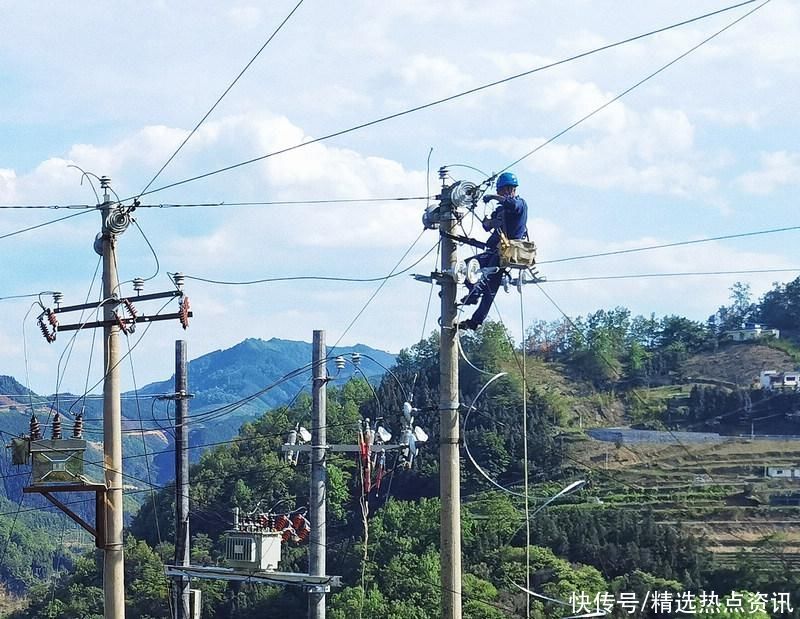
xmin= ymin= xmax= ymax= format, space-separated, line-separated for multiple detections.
xmin=0 ymin=292 xmax=58 ymax=302
xmin=0 ymin=195 xmax=430 ymax=210
xmin=126 ymin=336 xmax=165 ymax=553
xmin=0 ymin=209 xmax=93 ymax=242
xmin=462 ymin=373 xmax=520 ymax=496
xmin=545 ymin=268 xmax=800 ymax=283
xmin=180 ymin=240 xmax=437 ymax=286
xmin=59 ymin=297 xmax=178 ymax=418
xmin=0 ymin=204 xmax=93 ymax=210
xmin=122 ymin=0 xmax=759 ymax=200
xmin=137 ymin=0 xmax=307 ymax=197
xmin=496 ymin=0 xmax=770 ymax=177
xmin=519 ymin=285 xmax=532 ymax=619
xmin=50 ymin=257 xmax=103 ymax=418
xmin=331 ymin=228 xmax=429 ymax=352
xmin=540 ymin=224 xmax=800 ymax=266
xmin=135 ymin=196 xmax=431 ymax=208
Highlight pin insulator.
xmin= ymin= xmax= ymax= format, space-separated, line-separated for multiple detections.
xmin=335 ymin=356 xmax=346 ymax=370
xmin=51 ymin=412 xmax=62 ymax=440
xmin=52 ymin=291 xmax=63 ymax=306
xmin=30 ymin=415 xmax=42 ymax=440
xmin=72 ymin=413 xmax=83 ymax=439
xmin=133 ymin=278 xmax=145 ymax=295
xmin=350 ymin=352 xmax=361 ymax=367
xmin=173 ymin=272 xmax=185 ymax=290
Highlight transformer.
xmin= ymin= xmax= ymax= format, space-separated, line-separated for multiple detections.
xmin=30 ymin=439 xmax=88 ymax=484
xmin=224 ymin=530 xmax=282 ymax=571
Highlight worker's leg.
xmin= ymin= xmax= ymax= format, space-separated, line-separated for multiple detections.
xmin=469 ymin=271 xmax=501 ymax=326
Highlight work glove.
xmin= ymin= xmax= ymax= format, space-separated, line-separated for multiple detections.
xmin=482 ymin=194 xmax=500 ymax=204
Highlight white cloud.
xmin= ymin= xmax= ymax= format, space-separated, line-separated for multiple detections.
xmin=537 ymin=79 xmax=629 ymax=134
xmin=399 ymin=55 xmax=473 ymax=96
xmin=737 ymin=151 xmax=800 ymax=195
xmin=0 ymin=169 xmax=17 ymax=201
xmin=2 ymin=0 xmax=799 ymax=393
xmin=227 ymin=6 xmax=262 ymax=29
xmin=696 ymin=108 xmax=761 ymax=129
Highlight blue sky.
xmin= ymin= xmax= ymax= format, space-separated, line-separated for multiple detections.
xmin=1 ymin=0 xmax=799 ymax=394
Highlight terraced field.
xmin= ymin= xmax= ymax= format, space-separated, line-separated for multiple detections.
xmin=573 ymin=435 xmax=800 ymax=568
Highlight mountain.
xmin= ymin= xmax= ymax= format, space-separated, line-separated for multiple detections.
xmin=135 ymin=337 xmax=395 ymax=416
xmin=1 ymin=337 xmax=396 ymax=488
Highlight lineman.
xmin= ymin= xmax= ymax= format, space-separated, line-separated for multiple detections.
xmin=459 ymin=171 xmax=528 ymax=330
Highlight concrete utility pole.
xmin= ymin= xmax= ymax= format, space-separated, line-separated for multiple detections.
xmin=309 ymin=330 xmax=328 ymax=619
xmin=438 ymin=186 xmax=462 ymax=619
xmin=100 ymin=179 xmax=125 ymax=619
xmin=174 ymin=341 xmax=191 ymax=619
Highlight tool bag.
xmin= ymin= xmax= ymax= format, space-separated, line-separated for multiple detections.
xmin=499 ymin=231 xmax=537 ymax=268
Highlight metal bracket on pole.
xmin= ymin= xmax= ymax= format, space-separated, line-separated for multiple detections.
xmin=57 ymin=311 xmax=193 ymax=332
xmin=164 ymin=565 xmax=342 ymax=588
xmin=23 ymin=483 xmax=107 ymax=548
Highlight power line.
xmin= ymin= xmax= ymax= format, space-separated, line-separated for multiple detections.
xmin=0 ymin=209 xmax=93 ymax=242
xmin=545 ymin=267 xmax=800 ymax=283
xmin=122 ymin=0 xmax=759 ymax=201
xmin=134 ymin=196 xmax=431 ymax=208
xmin=496 ymin=0 xmax=770 ymax=176
xmin=540 ymin=224 xmax=800 ymax=265
xmin=137 ymin=0 xmax=307 ymax=197
xmin=0 ymin=196 xmax=430 ymax=210
xmin=0 ymin=204 xmax=93 ymax=210
xmin=0 ymin=292 xmax=57 ymax=303
xmin=181 ymin=239 xmax=437 ymax=286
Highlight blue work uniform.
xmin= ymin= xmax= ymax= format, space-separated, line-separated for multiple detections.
xmin=462 ymin=195 xmax=528 ymax=326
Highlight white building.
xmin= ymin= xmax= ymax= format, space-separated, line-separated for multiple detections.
xmin=766 ymin=466 xmax=800 ymax=479
xmin=724 ymin=322 xmax=780 ymax=341
xmin=760 ymin=370 xmax=800 ymax=391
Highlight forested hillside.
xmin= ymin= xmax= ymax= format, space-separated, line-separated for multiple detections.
xmin=6 ymin=279 xmax=800 ymax=617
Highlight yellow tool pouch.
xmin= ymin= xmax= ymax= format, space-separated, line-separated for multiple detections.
xmin=499 ymin=232 xmax=537 ymax=268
